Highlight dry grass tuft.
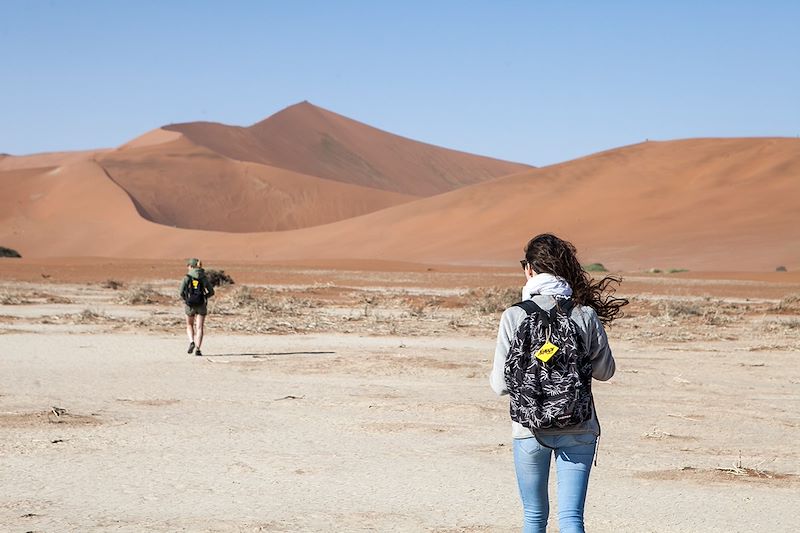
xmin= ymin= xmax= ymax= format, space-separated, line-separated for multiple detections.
xmin=657 ymin=299 xmax=737 ymax=326
xmin=118 ymin=285 xmax=164 ymax=305
xmin=222 ymin=285 xmax=318 ymax=317
xmin=771 ymin=293 xmax=800 ymax=314
xmin=405 ymin=296 xmax=442 ymax=318
xmin=468 ymin=287 xmax=519 ymax=314
xmin=0 ymin=290 xmax=68 ymax=305
xmin=74 ymin=308 xmax=109 ymax=323
xmin=102 ymin=279 xmax=124 ymax=290
xmin=0 ymin=290 xmax=31 ymax=305
xmin=762 ymin=318 xmax=800 ymax=334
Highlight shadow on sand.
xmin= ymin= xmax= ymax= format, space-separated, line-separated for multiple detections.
xmin=202 ymin=351 xmax=336 ymax=358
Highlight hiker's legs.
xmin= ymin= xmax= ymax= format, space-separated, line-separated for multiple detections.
xmin=185 ymin=314 xmax=195 ymax=343
xmin=513 ymin=437 xmax=552 ymax=533
xmin=194 ymin=314 xmax=206 ymax=348
xmin=553 ymin=434 xmax=596 ymax=533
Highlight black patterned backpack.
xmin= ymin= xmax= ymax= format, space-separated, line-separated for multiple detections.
xmin=504 ymin=298 xmax=593 ymax=430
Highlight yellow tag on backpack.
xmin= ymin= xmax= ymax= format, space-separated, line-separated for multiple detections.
xmin=534 ymin=341 xmax=559 ymax=363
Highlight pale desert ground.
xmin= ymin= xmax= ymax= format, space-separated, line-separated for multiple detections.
xmin=1 ymin=261 xmax=799 ymax=532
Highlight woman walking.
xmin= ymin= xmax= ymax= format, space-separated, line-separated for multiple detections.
xmin=180 ymin=258 xmax=215 ymax=356
xmin=489 ymin=234 xmax=627 ymax=533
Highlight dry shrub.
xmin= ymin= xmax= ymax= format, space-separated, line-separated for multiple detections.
xmin=0 ymin=289 xmax=71 ymax=305
xmin=0 ymin=290 xmax=30 ymax=305
xmin=32 ymin=291 xmax=71 ymax=304
xmin=0 ymin=246 xmax=21 ymax=258
xmin=225 ymin=285 xmax=316 ymax=316
xmin=206 ymin=269 xmax=234 ymax=287
xmin=660 ymin=300 xmax=703 ymax=318
xmin=771 ymin=293 xmax=800 ymax=314
xmin=118 ymin=285 xmax=162 ymax=305
xmin=406 ymin=296 xmax=442 ymax=318
xmin=102 ymin=279 xmax=124 ymax=290
xmin=763 ymin=318 xmax=800 ymax=333
xmin=468 ymin=287 xmax=520 ymax=314
xmin=229 ymin=286 xmax=256 ymax=308
xmin=584 ymin=263 xmax=608 ymax=272
xmin=658 ymin=299 xmax=735 ymax=326
xmin=74 ymin=308 xmax=109 ymax=323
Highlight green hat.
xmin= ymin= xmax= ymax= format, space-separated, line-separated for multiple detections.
xmin=186 ymin=258 xmax=200 ymax=267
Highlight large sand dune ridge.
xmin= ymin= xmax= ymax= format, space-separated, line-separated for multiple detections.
xmin=97 ymin=136 xmax=416 ymax=232
xmin=1 ymin=102 xmax=798 ymax=271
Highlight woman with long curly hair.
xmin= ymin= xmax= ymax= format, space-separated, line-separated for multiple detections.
xmin=489 ymin=233 xmax=627 ymax=533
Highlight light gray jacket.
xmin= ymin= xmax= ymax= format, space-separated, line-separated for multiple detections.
xmin=489 ymin=294 xmax=615 ymax=439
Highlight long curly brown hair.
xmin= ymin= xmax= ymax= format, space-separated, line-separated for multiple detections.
xmin=524 ymin=233 xmax=628 ymax=324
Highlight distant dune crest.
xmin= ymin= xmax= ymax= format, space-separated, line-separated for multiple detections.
xmin=163 ymin=101 xmax=531 ymax=196
xmin=93 ymin=101 xmax=532 ymax=233
xmin=0 ymin=102 xmax=798 ymax=270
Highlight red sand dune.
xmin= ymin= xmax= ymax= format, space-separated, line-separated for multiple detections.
xmin=118 ymin=128 xmax=183 ymax=150
xmin=1 ymin=104 xmax=798 ymax=272
xmin=85 ymin=102 xmax=529 ymax=232
xmin=271 ymin=137 xmax=800 ymax=271
xmin=163 ymin=101 xmax=532 ymax=196
xmin=0 ymin=149 xmax=109 ymax=171
xmin=97 ymin=135 xmax=415 ymax=232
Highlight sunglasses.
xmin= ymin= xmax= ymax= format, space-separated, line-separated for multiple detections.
xmin=519 ymin=260 xmax=528 ymax=269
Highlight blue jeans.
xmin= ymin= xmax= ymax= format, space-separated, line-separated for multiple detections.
xmin=513 ymin=433 xmax=597 ymax=533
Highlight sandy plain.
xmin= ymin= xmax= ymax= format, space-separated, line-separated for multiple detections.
xmin=1 ymin=261 xmax=799 ymax=532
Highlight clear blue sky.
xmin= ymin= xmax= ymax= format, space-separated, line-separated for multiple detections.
xmin=2 ymin=1 xmax=798 ymax=166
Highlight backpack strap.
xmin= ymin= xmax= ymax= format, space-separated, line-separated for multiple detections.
xmin=513 ymin=300 xmax=542 ymax=315
xmin=556 ymin=298 xmax=580 ymax=330
xmin=514 ymin=298 xmax=573 ymax=326
xmin=557 ymin=297 xmax=575 ymax=315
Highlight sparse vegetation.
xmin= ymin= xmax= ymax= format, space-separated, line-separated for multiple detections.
xmin=2 ymin=270 xmax=796 ymax=342
xmin=0 ymin=246 xmax=21 ymax=258
xmin=584 ymin=263 xmax=608 ymax=272
xmin=227 ymin=285 xmax=251 ymax=307
xmin=102 ymin=279 xmax=124 ymax=290
xmin=775 ymin=266 xmax=787 ymax=272
xmin=0 ymin=290 xmax=70 ymax=305
xmin=405 ymin=296 xmax=442 ymax=318
xmin=652 ymin=298 xmax=737 ymax=327
xmin=75 ymin=308 xmax=109 ymax=323
xmin=38 ymin=292 xmax=71 ymax=304
xmin=646 ymin=267 xmax=689 ymax=274
xmin=468 ymin=287 xmax=520 ymax=314
xmin=206 ymin=269 xmax=234 ymax=287
xmin=0 ymin=290 xmax=30 ymax=305
xmin=771 ymin=293 xmax=800 ymax=314
xmin=659 ymin=300 xmax=702 ymax=318
xmin=118 ymin=285 xmax=162 ymax=305
xmin=224 ymin=285 xmax=317 ymax=316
